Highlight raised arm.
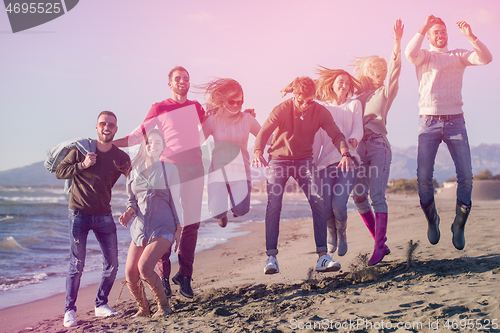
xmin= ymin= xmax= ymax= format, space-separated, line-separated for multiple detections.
xmin=280 ymin=78 xmax=298 ymax=98
xmin=384 ymin=19 xmax=403 ymax=99
xmin=393 ymin=19 xmax=403 ymax=60
xmin=405 ymin=15 xmax=436 ymax=66
xmin=457 ymin=21 xmax=493 ymax=65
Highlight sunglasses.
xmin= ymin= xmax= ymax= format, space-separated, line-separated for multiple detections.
xmin=227 ymin=100 xmax=243 ymax=106
xmin=174 ymin=76 xmax=190 ymax=82
xmin=98 ymin=122 xmax=117 ymax=130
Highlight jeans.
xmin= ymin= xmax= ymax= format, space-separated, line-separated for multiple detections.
xmin=354 ymin=134 xmax=392 ymax=214
xmin=65 ymin=210 xmax=118 ymax=313
xmin=417 ymin=117 xmax=472 ymax=206
xmin=265 ymin=158 xmax=327 ymax=256
xmin=316 ymin=163 xmax=358 ymax=222
xmin=208 ymin=180 xmax=251 ymax=219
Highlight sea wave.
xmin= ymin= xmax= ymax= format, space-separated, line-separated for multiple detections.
xmin=0 ymin=215 xmax=14 ymax=222
xmin=0 ymin=272 xmax=50 ymax=292
xmin=0 ymin=236 xmax=28 ymax=251
xmin=0 ymin=196 xmax=68 ymax=204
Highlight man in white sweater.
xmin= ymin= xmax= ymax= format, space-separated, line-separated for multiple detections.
xmin=405 ymin=15 xmax=492 ymax=250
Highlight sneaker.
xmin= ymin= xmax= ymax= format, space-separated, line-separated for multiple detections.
xmin=95 ymin=304 xmax=120 ymax=317
xmin=315 ymin=254 xmax=341 ymax=272
xmin=172 ymin=272 xmax=194 ymax=298
xmin=161 ymin=277 xmax=172 ymax=298
xmin=217 ymin=215 xmax=228 ymax=228
xmin=63 ymin=310 xmax=77 ymax=327
xmin=264 ymin=256 xmax=279 ymax=274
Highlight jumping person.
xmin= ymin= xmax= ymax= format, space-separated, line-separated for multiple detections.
xmin=253 ymin=76 xmax=354 ymax=274
xmin=405 ymin=15 xmax=492 ymax=250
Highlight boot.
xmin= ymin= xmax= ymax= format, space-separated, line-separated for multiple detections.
xmin=143 ymin=272 xmax=173 ymax=318
xmin=335 ymin=220 xmax=347 ymax=256
xmin=451 ymin=200 xmax=471 ymax=250
xmin=360 ymin=210 xmax=390 ymax=256
xmin=326 ymin=218 xmax=337 ymax=253
xmin=359 ymin=210 xmax=376 ymax=239
xmin=421 ymin=197 xmax=440 ymax=245
xmin=126 ymin=280 xmax=150 ymax=317
xmin=368 ymin=213 xmax=390 ymax=265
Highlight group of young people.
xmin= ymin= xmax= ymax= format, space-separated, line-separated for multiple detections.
xmin=55 ymin=15 xmax=491 ymax=327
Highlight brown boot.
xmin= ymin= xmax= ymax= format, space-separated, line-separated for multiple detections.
xmin=126 ymin=280 xmax=150 ymax=317
xmin=143 ymin=272 xmax=173 ymax=318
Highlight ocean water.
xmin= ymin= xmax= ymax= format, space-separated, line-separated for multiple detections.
xmin=0 ymin=185 xmax=329 ymax=310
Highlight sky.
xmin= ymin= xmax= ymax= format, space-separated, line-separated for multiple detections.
xmin=0 ymin=0 xmax=499 ymax=172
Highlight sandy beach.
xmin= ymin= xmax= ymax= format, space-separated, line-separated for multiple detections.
xmin=2 ymin=182 xmax=500 ymax=333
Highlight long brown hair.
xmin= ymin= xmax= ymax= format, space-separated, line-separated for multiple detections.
xmin=315 ymin=66 xmax=360 ymax=102
xmin=131 ymin=129 xmax=165 ymax=169
xmin=197 ymin=78 xmax=243 ymax=116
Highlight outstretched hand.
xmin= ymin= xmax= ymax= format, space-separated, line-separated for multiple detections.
xmin=173 ymin=224 xmax=182 ymax=253
xmin=336 ymin=156 xmax=356 ymax=172
xmin=457 ymin=21 xmax=476 ymax=41
xmin=252 ymin=150 xmax=269 ymax=169
xmin=421 ymin=15 xmax=438 ymax=33
xmin=394 ymin=18 xmax=404 ymax=40
xmin=280 ymin=78 xmax=297 ymax=98
xmin=119 ymin=212 xmax=132 ymax=228
xmin=243 ymin=108 xmax=256 ymax=118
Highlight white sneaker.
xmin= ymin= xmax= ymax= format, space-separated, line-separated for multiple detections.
xmin=316 ymin=254 xmax=341 ymax=272
xmin=63 ymin=310 xmax=77 ymax=327
xmin=264 ymin=256 xmax=279 ymax=274
xmin=95 ymin=304 xmax=120 ymax=317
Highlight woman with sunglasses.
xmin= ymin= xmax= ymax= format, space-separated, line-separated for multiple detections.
xmin=119 ymin=129 xmax=182 ymax=317
xmin=200 ymin=78 xmax=264 ymax=228
xmin=351 ymin=18 xmax=404 ymax=265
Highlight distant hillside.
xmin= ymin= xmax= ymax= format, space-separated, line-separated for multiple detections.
xmin=0 ymin=161 xmax=63 ymax=186
xmin=390 ymin=143 xmax=500 ymax=183
xmin=0 ymin=161 xmax=126 ymax=187
xmin=1 ymin=143 xmax=499 ymax=186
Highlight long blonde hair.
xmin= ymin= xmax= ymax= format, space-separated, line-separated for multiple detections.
xmin=315 ymin=66 xmax=360 ymax=103
xmin=351 ymin=56 xmax=387 ymax=93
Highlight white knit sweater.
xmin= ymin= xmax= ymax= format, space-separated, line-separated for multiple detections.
xmin=312 ymin=99 xmax=363 ymax=170
xmin=405 ymin=33 xmax=492 ymax=115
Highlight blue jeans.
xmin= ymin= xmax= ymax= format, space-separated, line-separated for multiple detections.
xmin=65 ymin=210 xmax=118 ymax=313
xmin=417 ymin=117 xmax=472 ymax=206
xmin=265 ymin=158 xmax=327 ymax=256
xmin=316 ymin=163 xmax=358 ymax=222
xmin=354 ymin=134 xmax=392 ymax=214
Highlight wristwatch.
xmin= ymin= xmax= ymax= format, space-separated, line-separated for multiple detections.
xmin=126 ymin=208 xmax=136 ymax=217
xmin=342 ymin=152 xmax=352 ymax=158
